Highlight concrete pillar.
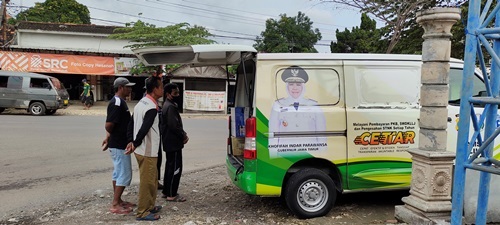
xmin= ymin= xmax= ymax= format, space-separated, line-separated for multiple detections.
xmin=395 ymin=7 xmax=460 ymax=225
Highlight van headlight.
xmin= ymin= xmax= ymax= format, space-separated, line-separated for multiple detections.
xmin=56 ymin=96 xmax=61 ymax=101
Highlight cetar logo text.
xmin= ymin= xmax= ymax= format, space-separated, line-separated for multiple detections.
xmin=354 ymin=131 xmax=416 ymax=146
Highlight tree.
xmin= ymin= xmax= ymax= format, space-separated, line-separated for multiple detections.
xmin=109 ymin=20 xmax=214 ymax=49
xmin=254 ymin=12 xmax=321 ymax=53
xmin=108 ymin=20 xmax=214 ymax=76
xmin=331 ymin=13 xmax=384 ymax=53
xmin=11 ymin=0 xmax=90 ymax=24
xmin=318 ymin=0 xmax=458 ymax=53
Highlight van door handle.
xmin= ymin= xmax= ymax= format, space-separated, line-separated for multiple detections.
xmin=447 ymin=117 xmax=452 ymax=123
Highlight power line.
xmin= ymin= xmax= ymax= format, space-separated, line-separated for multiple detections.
xmin=181 ymin=0 xmax=348 ymax=29
xmin=152 ymin=0 xmax=265 ymax=24
xmin=10 ymin=3 xmax=335 ymax=48
xmin=88 ymin=4 xmax=260 ymax=38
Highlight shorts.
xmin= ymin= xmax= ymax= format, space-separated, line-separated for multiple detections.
xmin=81 ymin=96 xmax=91 ymax=105
xmin=109 ymin=148 xmax=132 ymax=186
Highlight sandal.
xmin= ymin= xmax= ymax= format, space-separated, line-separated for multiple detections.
xmin=165 ymin=195 xmax=186 ymax=202
xmin=109 ymin=206 xmax=132 ymax=215
xmin=136 ymin=213 xmax=160 ymax=221
xmin=149 ymin=205 xmax=162 ymax=213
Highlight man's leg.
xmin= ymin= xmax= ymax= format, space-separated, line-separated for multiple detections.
xmin=157 ymin=147 xmax=163 ymax=189
xmin=135 ymin=153 xmax=158 ymax=219
xmin=163 ymin=151 xmax=182 ymax=198
xmin=110 ymin=148 xmax=132 ymax=212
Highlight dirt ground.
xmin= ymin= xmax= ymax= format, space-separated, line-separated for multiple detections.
xmin=0 ymin=164 xmax=408 ymax=225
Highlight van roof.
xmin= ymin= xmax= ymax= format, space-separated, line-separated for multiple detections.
xmin=257 ymin=53 xmax=464 ymax=64
xmin=0 ymin=71 xmax=54 ymax=78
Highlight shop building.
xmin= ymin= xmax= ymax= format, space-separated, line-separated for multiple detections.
xmin=3 ymin=21 xmax=139 ymax=101
xmin=1 ymin=21 xmax=234 ymax=113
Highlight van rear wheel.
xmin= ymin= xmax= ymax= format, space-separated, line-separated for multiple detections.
xmin=285 ymin=168 xmax=336 ymax=219
xmin=29 ymin=102 xmax=46 ymax=116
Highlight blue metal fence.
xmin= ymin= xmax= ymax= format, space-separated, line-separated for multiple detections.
xmin=451 ymin=0 xmax=500 ymax=224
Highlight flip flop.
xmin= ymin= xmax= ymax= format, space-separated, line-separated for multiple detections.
xmin=109 ymin=206 xmax=132 ymax=215
xmin=121 ymin=201 xmax=137 ymax=208
xmin=166 ymin=195 xmax=186 ymax=202
xmin=136 ymin=213 xmax=160 ymax=221
xmin=149 ymin=205 xmax=162 ymax=213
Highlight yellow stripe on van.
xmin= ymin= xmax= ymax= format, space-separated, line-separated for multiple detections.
xmin=256 ymin=183 xmax=281 ymax=196
xmin=348 ymin=157 xmax=412 ymax=163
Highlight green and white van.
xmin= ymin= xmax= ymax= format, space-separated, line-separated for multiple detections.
xmin=134 ymin=45 xmax=497 ymax=219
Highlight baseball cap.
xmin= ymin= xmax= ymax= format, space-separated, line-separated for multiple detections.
xmin=114 ymin=77 xmax=135 ymax=88
xmin=82 ymin=79 xmax=87 ymax=83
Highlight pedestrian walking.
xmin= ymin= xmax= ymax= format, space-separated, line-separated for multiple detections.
xmin=101 ymin=77 xmax=136 ymax=214
xmin=125 ymin=76 xmax=163 ymax=221
xmin=80 ymin=79 xmax=92 ymax=110
xmin=161 ymin=83 xmax=188 ymax=202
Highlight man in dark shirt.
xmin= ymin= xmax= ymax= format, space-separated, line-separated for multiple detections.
xmin=102 ymin=77 xmax=135 ymax=214
xmin=161 ymin=83 xmax=189 ymax=202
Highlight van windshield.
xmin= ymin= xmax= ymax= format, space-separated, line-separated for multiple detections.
xmin=50 ymin=78 xmax=65 ymax=90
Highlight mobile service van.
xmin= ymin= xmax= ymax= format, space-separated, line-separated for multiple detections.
xmin=0 ymin=71 xmax=69 ymax=115
xmin=133 ymin=45 xmax=498 ymax=219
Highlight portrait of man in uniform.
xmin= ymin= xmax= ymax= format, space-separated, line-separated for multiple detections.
xmin=268 ymin=66 xmax=327 ymax=156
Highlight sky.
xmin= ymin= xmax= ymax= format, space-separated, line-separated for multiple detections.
xmin=11 ymin=0 xmax=377 ymax=53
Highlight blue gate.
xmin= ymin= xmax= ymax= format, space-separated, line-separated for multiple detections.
xmin=452 ymin=0 xmax=500 ymax=224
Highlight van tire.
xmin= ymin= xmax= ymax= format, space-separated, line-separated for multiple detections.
xmin=46 ymin=109 xmax=57 ymax=115
xmin=29 ymin=102 xmax=46 ymax=116
xmin=284 ymin=168 xmax=336 ymax=219
xmin=0 ymin=107 xmax=4 ymax=114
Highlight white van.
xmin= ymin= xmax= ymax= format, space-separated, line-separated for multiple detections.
xmin=134 ymin=45 xmax=494 ymax=218
xmin=0 ymin=71 xmax=69 ymax=115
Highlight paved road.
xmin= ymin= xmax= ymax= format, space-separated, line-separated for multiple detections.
xmin=0 ymin=114 xmax=227 ymax=219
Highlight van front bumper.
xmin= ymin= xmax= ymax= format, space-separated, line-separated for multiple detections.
xmin=226 ymin=157 xmax=257 ymax=195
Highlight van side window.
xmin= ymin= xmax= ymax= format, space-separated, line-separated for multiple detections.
xmin=274 ymin=68 xmax=340 ymax=106
xmin=0 ymin=76 xmax=7 ymax=88
xmin=30 ymin=78 xmax=49 ymax=89
xmin=7 ymin=76 xmax=23 ymax=89
xmin=354 ymin=66 xmax=419 ymax=106
xmin=449 ymin=68 xmax=485 ymax=106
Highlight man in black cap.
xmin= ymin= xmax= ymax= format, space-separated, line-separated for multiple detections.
xmin=268 ymin=66 xmax=327 ymax=156
xmin=102 ymin=77 xmax=136 ymax=214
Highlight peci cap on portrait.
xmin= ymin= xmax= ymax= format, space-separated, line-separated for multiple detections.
xmin=114 ymin=77 xmax=136 ymax=88
xmin=281 ymin=66 xmax=309 ymax=83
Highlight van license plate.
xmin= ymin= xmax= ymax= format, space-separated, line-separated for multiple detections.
xmin=64 ymin=100 xmax=68 ymax=105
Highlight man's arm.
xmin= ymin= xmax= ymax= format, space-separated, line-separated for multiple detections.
xmin=103 ymin=103 xmax=120 ymax=150
xmin=102 ymin=131 xmax=110 ymax=151
xmin=166 ymin=106 xmax=186 ymax=139
xmin=132 ymin=109 xmax=157 ymax=148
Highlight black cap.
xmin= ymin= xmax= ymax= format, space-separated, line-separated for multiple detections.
xmin=281 ymin=66 xmax=308 ymax=83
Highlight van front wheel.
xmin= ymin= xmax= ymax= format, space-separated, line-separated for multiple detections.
xmin=285 ymin=168 xmax=336 ymax=219
xmin=29 ymin=102 xmax=46 ymax=116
